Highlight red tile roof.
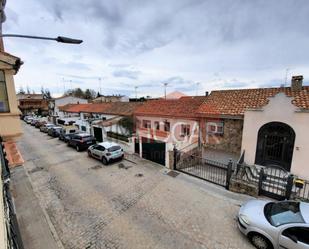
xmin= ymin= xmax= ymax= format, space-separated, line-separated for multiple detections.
xmin=197 ymin=86 xmax=309 ymax=117
xmin=134 ymin=96 xmax=207 ymax=118
xmin=61 ymin=102 xmax=142 ymax=116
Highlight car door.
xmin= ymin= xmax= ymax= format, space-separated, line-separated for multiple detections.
xmin=96 ymin=145 xmax=105 ymax=159
xmin=91 ymin=145 xmax=101 ymax=159
xmin=92 ymin=145 xmax=105 ymax=159
xmin=279 ymin=225 xmax=309 ymax=249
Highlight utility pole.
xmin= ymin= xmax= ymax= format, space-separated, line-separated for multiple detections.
xmin=134 ymin=86 xmax=138 ymax=100
xmin=284 ymin=68 xmax=289 ymax=86
xmin=98 ymin=77 xmax=102 ymax=95
xmin=196 ymin=82 xmax=200 ymax=96
xmin=163 ymin=83 xmax=168 ymax=99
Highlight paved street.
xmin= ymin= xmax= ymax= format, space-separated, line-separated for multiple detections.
xmin=12 ymin=123 xmax=254 ymax=249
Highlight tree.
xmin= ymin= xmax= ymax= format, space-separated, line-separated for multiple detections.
xmin=26 ymin=86 xmax=31 ymax=94
xmin=18 ymin=86 xmax=25 ymax=94
xmin=84 ymin=89 xmax=96 ymax=100
xmin=96 ymin=92 xmax=101 ymax=98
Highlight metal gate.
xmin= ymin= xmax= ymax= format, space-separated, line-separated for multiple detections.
xmin=93 ymin=126 xmax=103 ymax=142
xmin=258 ymin=165 xmax=294 ymax=200
xmin=175 ymin=150 xmax=233 ymax=189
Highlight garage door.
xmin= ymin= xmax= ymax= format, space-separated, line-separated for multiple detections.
xmin=141 ymin=137 xmax=166 ymax=166
xmin=93 ymin=127 xmax=103 ymax=142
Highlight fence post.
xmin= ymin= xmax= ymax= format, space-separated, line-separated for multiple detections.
xmin=258 ymin=168 xmax=264 ymax=196
xmin=173 ymin=146 xmax=178 ymax=171
xmin=285 ymin=174 xmax=294 ymax=200
xmin=226 ymin=159 xmax=233 ymax=190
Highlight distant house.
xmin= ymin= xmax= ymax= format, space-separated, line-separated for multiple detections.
xmin=134 ymin=96 xmax=206 ymax=167
xmin=16 ymin=93 xmax=49 ymax=115
xmin=92 ymin=95 xmax=129 ymax=103
xmin=197 ymin=75 xmax=309 ymax=180
xmin=52 ymin=95 xmax=88 ymax=117
xmin=162 ymin=91 xmax=187 ymax=99
xmin=60 ymin=102 xmax=142 ymax=152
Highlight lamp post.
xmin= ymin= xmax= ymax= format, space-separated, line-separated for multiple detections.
xmin=1 ymin=34 xmax=83 ymax=44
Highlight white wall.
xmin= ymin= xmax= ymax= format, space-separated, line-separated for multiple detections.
xmin=242 ymin=93 xmax=309 ymax=180
xmin=54 ymin=96 xmax=88 ymax=117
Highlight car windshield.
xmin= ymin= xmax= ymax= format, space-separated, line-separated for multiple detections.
xmin=108 ymin=146 xmax=121 ymax=152
xmin=264 ymin=202 xmax=305 ymax=227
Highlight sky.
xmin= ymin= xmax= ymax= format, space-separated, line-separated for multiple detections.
xmin=3 ymin=0 xmax=309 ymax=97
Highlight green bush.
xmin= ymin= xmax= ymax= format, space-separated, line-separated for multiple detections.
xmin=107 ymin=131 xmax=129 ymax=142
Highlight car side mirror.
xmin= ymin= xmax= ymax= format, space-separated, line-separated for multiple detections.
xmin=286 ymin=234 xmax=298 ymax=243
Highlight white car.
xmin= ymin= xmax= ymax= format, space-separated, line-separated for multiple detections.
xmin=87 ymin=142 xmax=124 ymax=165
xmin=238 ymin=200 xmax=309 ymax=249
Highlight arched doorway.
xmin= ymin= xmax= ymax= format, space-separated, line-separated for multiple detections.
xmin=255 ymin=122 xmax=295 ymax=171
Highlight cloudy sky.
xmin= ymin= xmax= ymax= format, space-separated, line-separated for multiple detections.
xmin=3 ymin=0 xmax=309 ymax=97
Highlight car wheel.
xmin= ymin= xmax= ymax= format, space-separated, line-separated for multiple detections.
xmin=76 ymin=145 xmax=80 ymax=152
xmin=249 ymin=233 xmax=273 ymax=249
xmin=102 ymin=157 xmax=108 ymax=165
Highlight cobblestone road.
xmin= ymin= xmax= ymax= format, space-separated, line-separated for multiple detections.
xmin=16 ymin=123 xmax=254 ymax=249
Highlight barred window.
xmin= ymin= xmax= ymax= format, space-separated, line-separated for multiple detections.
xmin=0 ymin=71 xmax=9 ymax=113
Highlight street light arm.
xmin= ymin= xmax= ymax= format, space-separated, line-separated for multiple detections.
xmin=1 ymin=34 xmax=83 ymax=44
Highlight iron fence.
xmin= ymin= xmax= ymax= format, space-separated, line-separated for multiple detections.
xmin=0 ymin=138 xmax=24 ymax=249
xmin=174 ymin=149 xmax=233 ymax=189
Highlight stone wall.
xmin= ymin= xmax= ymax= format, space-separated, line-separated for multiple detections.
xmin=203 ymin=119 xmax=243 ymax=154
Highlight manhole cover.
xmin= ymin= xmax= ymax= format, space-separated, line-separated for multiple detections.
xmin=167 ymin=171 xmax=179 ymax=178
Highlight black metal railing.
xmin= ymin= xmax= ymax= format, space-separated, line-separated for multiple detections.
xmin=174 ymin=149 xmax=234 ymax=189
xmin=0 ymin=138 xmax=24 ymax=249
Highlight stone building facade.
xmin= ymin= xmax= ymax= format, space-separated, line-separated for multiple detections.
xmin=200 ymin=118 xmax=243 ymax=155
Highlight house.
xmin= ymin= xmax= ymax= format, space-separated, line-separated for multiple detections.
xmin=134 ymin=96 xmax=207 ymax=167
xmin=0 ymin=48 xmax=24 ymax=248
xmin=92 ymin=95 xmax=129 ymax=103
xmin=51 ymin=95 xmax=88 ymax=118
xmin=60 ymin=102 xmax=142 ymax=152
xmin=197 ymin=76 xmax=309 ymax=180
xmin=16 ymin=93 xmax=49 ymax=115
xmin=162 ymin=91 xmax=187 ymax=99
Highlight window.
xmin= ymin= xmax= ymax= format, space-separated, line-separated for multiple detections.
xmin=264 ymin=202 xmax=304 ymax=227
xmin=181 ymin=124 xmax=190 ymax=136
xmin=206 ymin=121 xmax=224 ymax=134
xmin=81 ymin=126 xmax=86 ymax=132
xmin=282 ymin=227 xmax=309 ymax=245
xmin=142 ymin=120 xmax=151 ymax=129
xmin=154 ymin=121 xmax=160 ymax=130
xmin=0 ymin=70 xmax=9 ymax=112
xmin=164 ymin=121 xmax=170 ymax=132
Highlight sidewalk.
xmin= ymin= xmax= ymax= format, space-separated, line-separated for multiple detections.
xmin=10 ymin=166 xmax=61 ymax=249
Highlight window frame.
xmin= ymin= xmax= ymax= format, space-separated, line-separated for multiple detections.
xmin=142 ymin=120 xmax=151 ymax=129
xmin=282 ymin=226 xmax=309 ymax=245
xmin=206 ymin=121 xmax=224 ymax=135
xmin=0 ymin=70 xmax=9 ymax=113
xmin=164 ymin=121 xmax=170 ymax=132
xmin=154 ymin=121 xmax=160 ymax=130
xmin=181 ymin=124 xmax=190 ymax=136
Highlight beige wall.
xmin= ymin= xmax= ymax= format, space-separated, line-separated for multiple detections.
xmin=0 ymin=69 xmax=22 ymax=141
xmin=241 ymin=93 xmax=309 ymax=180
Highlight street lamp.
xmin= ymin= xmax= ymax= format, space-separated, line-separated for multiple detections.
xmin=1 ymin=34 xmax=83 ymax=44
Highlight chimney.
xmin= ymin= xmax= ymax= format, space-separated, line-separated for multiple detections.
xmin=291 ymin=75 xmax=303 ymax=91
xmin=205 ymin=91 xmax=209 ymax=96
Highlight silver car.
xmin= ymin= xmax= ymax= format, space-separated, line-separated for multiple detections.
xmin=238 ymin=200 xmax=309 ymax=249
xmin=88 ymin=142 xmax=124 ymax=165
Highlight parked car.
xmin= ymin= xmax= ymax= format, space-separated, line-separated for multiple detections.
xmin=35 ymin=120 xmax=46 ymax=128
xmin=31 ymin=119 xmax=39 ymax=126
xmin=58 ymin=128 xmax=77 ymax=142
xmin=25 ymin=117 xmax=34 ymax=124
xmin=48 ymin=126 xmax=62 ymax=137
xmin=40 ymin=123 xmax=55 ymax=133
xmin=67 ymin=133 xmax=96 ymax=151
xmin=87 ymin=142 xmax=124 ymax=165
xmin=237 ymin=200 xmax=309 ymax=249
